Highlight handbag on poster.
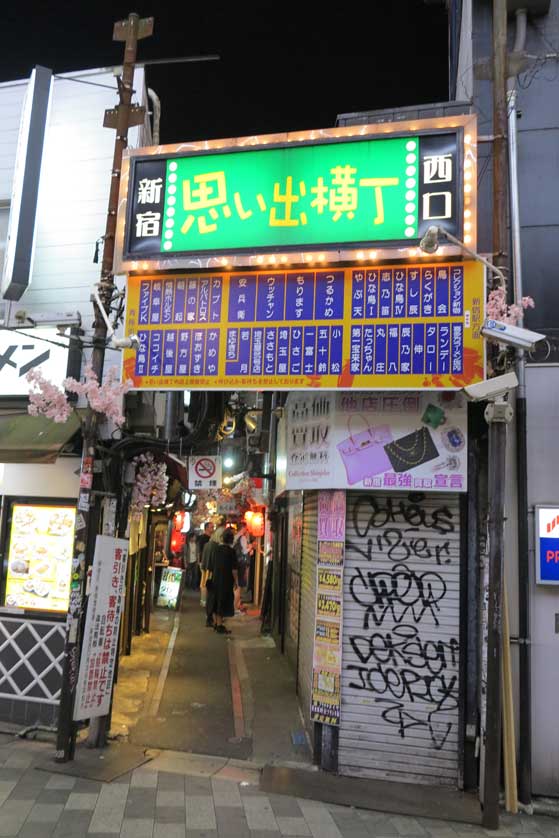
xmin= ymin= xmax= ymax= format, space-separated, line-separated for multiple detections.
xmin=383 ymin=427 xmax=439 ymax=473
xmin=336 ymin=415 xmax=393 ymax=485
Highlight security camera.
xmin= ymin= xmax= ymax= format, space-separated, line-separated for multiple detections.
xmin=8 ymin=308 xmax=82 ymax=329
xmin=463 ymin=371 xmax=518 ymax=402
xmin=481 ymin=319 xmax=546 ymax=351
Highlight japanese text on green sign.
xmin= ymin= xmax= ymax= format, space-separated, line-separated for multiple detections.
xmin=125 ymin=133 xmax=459 ymax=258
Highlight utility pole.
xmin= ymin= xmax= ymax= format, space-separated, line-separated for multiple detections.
xmin=482 ymin=0 xmax=509 ymax=827
xmin=507 ymin=8 xmax=532 ymax=805
xmin=55 ymin=13 xmax=153 ymax=762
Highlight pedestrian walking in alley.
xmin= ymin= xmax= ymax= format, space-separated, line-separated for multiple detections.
xmin=233 ymin=522 xmax=252 ymax=613
xmin=211 ymin=526 xmax=239 ymax=634
xmin=201 ymin=524 xmax=224 ymax=627
xmin=186 ymin=531 xmax=200 ymax=589
xmin=197 ymin=521 xmax=214 ymax=605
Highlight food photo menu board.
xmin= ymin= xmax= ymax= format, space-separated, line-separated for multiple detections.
xmin=4 ymin=504 xmax=76 ymax=613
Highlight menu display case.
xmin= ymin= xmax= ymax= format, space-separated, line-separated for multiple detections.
xmin=3 ymin=503 xmax=76 ymax=614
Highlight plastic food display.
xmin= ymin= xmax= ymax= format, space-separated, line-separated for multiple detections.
xmin=4 ymin=504 xmax=76 ymax=613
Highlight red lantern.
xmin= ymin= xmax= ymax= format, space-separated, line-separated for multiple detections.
xmin=251 ymin=511 xmax=265 ymax=537
xmin=174 ymin=510 xmax=184 ymax=532
xmin=244 ymin=510 xmax=254 ymax=526
xmin=170 ymin=531 xmax=184 ymax=553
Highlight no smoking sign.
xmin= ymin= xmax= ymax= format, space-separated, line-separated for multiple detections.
xmin=188 ymin=455 xmax=222 ymax=490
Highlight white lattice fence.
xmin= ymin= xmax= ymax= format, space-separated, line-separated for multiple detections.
xmin=0 ymin=617 xmax=65 ymax=705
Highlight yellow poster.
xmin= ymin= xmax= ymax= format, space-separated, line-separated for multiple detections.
xmin=4 ymin=505 xmax=76 ymax=613
xmin=122 ymin=261 xmax=485 ymax=391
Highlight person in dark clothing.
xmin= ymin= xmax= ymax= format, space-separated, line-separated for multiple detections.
xmin=211 ymin=528 xmax=238 ymax=635
xmin=197 ymin=522 xmax=214 ymax=562
xmin=201 ymin=530 xmax=222 ymax=627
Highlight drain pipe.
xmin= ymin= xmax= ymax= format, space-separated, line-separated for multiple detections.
xmin=148 ymin=87 xmax=183 ymax=444
xmin=507 ymin=7 xmax=532 ymax=807
xmin=147 ymin=88 xmax=161 ymax=145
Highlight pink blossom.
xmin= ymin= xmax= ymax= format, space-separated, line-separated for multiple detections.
xmin=26 ymin=363 xmax=133 ymax=426
xmin=26 ymin=370 xmax=73 ymax=423
xmin=64 ymin=364 xmax=133 ymax=427
xmin=130 ymin=452 xmax=168 ymax=515
xmin=486 ymin=287 xmax=537 ymax=325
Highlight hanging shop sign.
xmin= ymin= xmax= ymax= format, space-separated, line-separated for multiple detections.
xmin=311 ymin=490 xmax=346 ymax=726
xmin=115 ymin=115 xmax=477 ymax=272
xmin=157 ymin=566 xmax=185 ymax=609
xmin=0 ymin=329 xmax=69 ymax=396
xmin=2 ymin=66 xmax=53 ymax=300
xmin=535 ymin=506 xmax=559 ymax=585
xmin=188 ymin=455 xmax=222 ymax=490
xmin=73 ymin=536 xmax=129 ymax=721
xmin=122 ymin=261 xmax=484 ymax=391
xmin=3 ymin=503 xmax=76 ymax=613
xmin=279 ymin=390 xmax=468 ymax=492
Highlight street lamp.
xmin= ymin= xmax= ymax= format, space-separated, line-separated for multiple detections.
xmin=420 ymin=227 xmax=546 ymax=352
xmin=419 ymin=225 xmax=506 ymax=288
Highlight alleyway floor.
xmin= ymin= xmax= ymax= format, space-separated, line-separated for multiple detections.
xmin=111 ymin=591 xmax=311 ymax=765
xmin=0 ymin=735 xmax=557 ymax=837
xmin=1 ymin=593 xmax=556 ymax=836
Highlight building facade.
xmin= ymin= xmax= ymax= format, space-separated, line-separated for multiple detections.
xmin=0 ymin=66 xmax=150 ymax=726
xmin=454 ymin=0 xmax=559 ymax=799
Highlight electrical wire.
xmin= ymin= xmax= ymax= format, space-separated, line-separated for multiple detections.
xmin=0 ymin=324 xmax=75 ymax=350
xmin=53 ymin=75 xmax=118 ymax=92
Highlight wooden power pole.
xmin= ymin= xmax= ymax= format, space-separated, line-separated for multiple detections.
xmin=482 ymin=0 xmax=509 ymax=828
xmin=55 ymin=12 xmax=153 ymax=762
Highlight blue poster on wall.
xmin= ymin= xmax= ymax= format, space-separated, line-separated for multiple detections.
xmin=536 ymin=506 xmax=559 ymax=585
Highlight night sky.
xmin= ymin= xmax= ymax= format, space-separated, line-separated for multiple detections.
xmin=1 ymin=2 xmax=449 ymax=143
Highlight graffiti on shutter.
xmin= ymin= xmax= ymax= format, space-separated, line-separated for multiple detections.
xmin=340 ymin=492 xmax=461 ymax=784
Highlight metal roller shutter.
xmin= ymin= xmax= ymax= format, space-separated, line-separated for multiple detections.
xmin=340 ymin=491 xmax=462 ymax=785
xmin=297 ymin=491 xmax=318 ymax=737
xmin=285 ymin=492 xmax=304 ymax=672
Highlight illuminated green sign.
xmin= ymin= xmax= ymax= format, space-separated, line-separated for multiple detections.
xmin=124 ymin=132 xmax=460 ymax=258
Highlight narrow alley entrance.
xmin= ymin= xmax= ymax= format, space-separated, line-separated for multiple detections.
xmin=110 ymin=589 xmax=311 ymax=766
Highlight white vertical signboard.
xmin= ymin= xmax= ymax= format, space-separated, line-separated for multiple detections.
xmin=73 ymin=536 xmax=129 ymax=721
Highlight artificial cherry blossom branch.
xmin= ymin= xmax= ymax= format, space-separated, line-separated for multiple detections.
xmin=486 ymin=287 xmax=535 ymax=325
xmin=130 ymin=452 xmax=168 ymax=515
xmin=26 ymin=364 xmax=132 ymax=426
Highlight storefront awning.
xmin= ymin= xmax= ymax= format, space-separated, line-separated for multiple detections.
xmin=0 ymin=412 xmax=81 ymax=464
xmin=163 ymin=453 xmax=188 ymax=489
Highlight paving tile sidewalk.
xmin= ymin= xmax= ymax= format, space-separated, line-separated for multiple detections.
xmin=0 ymin=736 xmax=557 ymax=838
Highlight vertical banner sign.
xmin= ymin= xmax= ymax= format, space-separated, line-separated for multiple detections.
xmin=311 ymin=490 xmax=346 ymax=725
xmin=73 ymin=536 xmax=129 ymax=721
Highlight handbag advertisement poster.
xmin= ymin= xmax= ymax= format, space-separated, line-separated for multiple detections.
xmin=284 ymin=391 xmax=468 ymax=492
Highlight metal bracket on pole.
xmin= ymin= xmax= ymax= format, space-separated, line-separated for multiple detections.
xmin=485 ymin=401 xmax=514 ymax=424
xmin=113 ymin=16 xmax=154 ymax=42
xmin=103 ymin=104 xmax=145 ymax=129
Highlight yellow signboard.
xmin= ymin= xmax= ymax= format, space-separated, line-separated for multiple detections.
xmin=4 ymin=504 xmax=76 ymax=613
xmin=123 ymin=261 xmax=484 ymax=390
